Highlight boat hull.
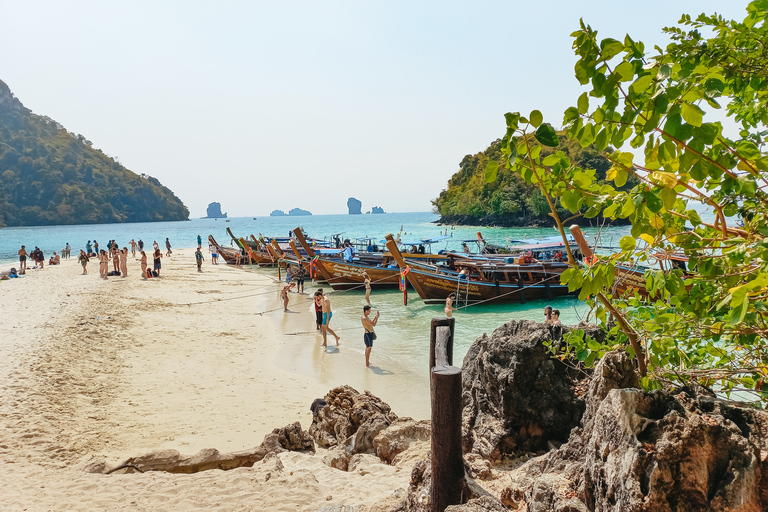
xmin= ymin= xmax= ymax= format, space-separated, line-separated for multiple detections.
xmin=316 ymin=259 xmax=401 ymax=290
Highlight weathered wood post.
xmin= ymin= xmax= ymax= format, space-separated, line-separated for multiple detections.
xmin=430 ymin=317 xmax=463 ymax=512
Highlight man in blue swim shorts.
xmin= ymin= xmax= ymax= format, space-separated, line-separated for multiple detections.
xmin=361 ymin=305 xmax=380 ymax=367
xmin=321 ymin=294 xmax=340 ymax=347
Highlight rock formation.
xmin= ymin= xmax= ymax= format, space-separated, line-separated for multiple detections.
xmin=269 ymin=209 xmax=286 ymax=216
xmin=204 ymin=202 xmax=227 ymax=218
xmin=461 ymin=319 xmax=587 ymax=459
xmin=288 ymin=208 xmax=312 ymax=216
xmin=347 ymin=197 xmax=362 ymax=215
xmin=372 ymin=206 xmax=385 ymax=214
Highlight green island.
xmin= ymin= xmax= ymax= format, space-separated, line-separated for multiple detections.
xmin=431 ymin=134 xmax=634 ymax=227
xmin=0 ymin=79 xmax=188 ymax=227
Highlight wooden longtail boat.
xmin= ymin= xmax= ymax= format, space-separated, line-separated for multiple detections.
xmin=384 ymin=233 xmax=574 ymax=305
xmin=208 ymin=235 xmax=244 ymax=265
xmin=225 ymin=228 xmax=275 ymax=266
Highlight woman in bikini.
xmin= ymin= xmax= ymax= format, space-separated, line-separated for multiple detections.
xmin=139 ymin=250 xmax=148 ymax=278
xmin=363 ymin=272 xmax=372 ymax=305
xmin=444 ymin=293 xmax=456 ymax=317
xmin=281 ymin=282 xmax=295 ymax=311
xmin=99 ymin=250 xmax=109 ymax=279
xmin=120 ymin=247 xmax=128 ymax=277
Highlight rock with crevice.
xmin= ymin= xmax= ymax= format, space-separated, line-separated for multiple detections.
xmin=461 ymin=319 xmax=588 ymax=460
xmin=373 ymin=417 xmax=431 ymax=464
xmin=309 ymin=385 xmax=397 ymax=455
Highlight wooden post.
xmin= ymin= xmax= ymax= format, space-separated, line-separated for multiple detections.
xmin=430 ymin=317 xmax=462 ymax=512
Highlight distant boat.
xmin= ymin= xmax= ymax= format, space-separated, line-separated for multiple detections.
xmin=253 ymin=218 xmax=257 ymax=220
xmin=226 ymin=219 xmax=230 ymax=222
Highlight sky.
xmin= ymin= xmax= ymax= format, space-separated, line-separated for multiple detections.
xmin=0 ymin=1 xmax=747 ymax=218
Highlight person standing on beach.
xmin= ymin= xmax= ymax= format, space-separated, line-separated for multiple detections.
xmin=112 ymin=247 xmax=120 ymax=273
xmin=120 ymin=248 xmax=128 ymax=277
xmin=138 ymin=239 xmax=144 ymax=252
xmin=321 ymin=294 xmax=340 ymax=346
xmin=99 ymin=250 xmax=109 ymax=279
xmin=314 ymin=290 xmax=324 ymax=331
xmin=153 ymin=248 xmax=162 ymax=277
xmin=78 ymin=250 xmax=89 ymax=274
xmin=281 ymin=282 xmax=295 ymax=311
xmin=165 ymin=238 xmax=172 ymax=256
xmin=139 ymin=250 xmax=148 ymax=278
xmin=18 ymin=245 xmax=27 ymax=271
xmin=195 ymin=247 xmax=203 ymax=272
xmin=130 ymin=239 xmax=137 ymax=256
xmin=86 ymin=240 xmax=92 ymax=256
xmin=64 ymin=243 xmax=71 ymax=259
xmin=94 ymin=240 xmax=100 ymax=256
xmin=361 ymin=306 xmax=380 ymax=367
xmin=294 ymin=265 xmax=306 ymax=294
xmin=363 ymin=272 xmax=372 ymax=305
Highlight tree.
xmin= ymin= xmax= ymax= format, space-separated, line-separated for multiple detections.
xmin=492 ymin=1 xmax=768 ymax=400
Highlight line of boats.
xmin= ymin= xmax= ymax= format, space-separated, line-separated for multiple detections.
xmin=208 ymin=225 xmax=684 ymax=307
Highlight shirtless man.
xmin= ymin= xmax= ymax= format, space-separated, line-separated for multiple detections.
xmin=321 ymin=294 xmax=340 ymax=346
xmin=130 ymin=239 xmax=137 ymax=256
xmin=361 ymin=306 xmax=380 ymax=367
xmin=18 ymin=245 xmax=28 ymax=271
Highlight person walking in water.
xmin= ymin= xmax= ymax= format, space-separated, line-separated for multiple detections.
xmin=444 ymin=293 xmax=456 ymax=317
xmin=120 ymin=247 xmax=128 ymax=277
xmin=321 ymin=293 xmax=340 ymax=347
xmin=281 ymin=282 xmax=295 ymax=312
xmin=18 ymin=245 xmax=28 ymax=271
xmin=363 ymin=272 xmax=372 ymax=305
xmin=165 ymin=238 xmax=172 ymax=256
xmin=361 ymin=306 xmax=380 ymax=367
xmin=314 ymin=290 xmax=324 ymax=331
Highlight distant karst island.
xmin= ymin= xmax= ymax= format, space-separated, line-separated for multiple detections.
xmin=0 ymin=79 xmax=188 ymax=227
xmin=347 ymin=197 xmax=362 ymax=215
xmin=202 ymin=202 xmax=227 ymax=219
xmin=270 ymin=208 xmax=312 ymax=217
xmin=371 ymin=206 xmax=385 ymax=214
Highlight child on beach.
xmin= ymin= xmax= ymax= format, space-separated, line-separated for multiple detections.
xmin=281 ymin=282 xmax=295 ymax=311
xmin=195 ymin=247 xmax=203 ymax=272
xmin=361 ymin=306 xmax=380 ymax=367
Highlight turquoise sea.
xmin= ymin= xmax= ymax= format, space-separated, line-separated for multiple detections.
xmin=1 ymin=212 xmax=632 ymax=383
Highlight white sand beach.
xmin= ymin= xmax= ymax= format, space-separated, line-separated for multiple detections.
xmin=0 ymin=250 xmax=428 ymax=511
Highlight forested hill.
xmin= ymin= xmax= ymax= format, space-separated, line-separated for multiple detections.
xmin=432 ymin=135 xmax=631 ymax=227
xmin=0 ymin=80 xmax=188 ymax=227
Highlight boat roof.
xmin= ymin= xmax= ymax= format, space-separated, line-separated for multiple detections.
xmin=381 ymin=235 xmax=452 ymax=246
xmin=507 ymin=234 xmax=576 ymax=245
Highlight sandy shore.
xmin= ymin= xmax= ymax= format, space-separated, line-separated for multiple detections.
xmin=0 ymin=250 xmax=422 ymax=511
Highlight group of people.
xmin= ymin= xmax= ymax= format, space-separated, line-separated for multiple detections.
xmin=78 ymin=239 xmax=171 ymax=279
xmin=544 ymin=305 xmax=562 ymax=326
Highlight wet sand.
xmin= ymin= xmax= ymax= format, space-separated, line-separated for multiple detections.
xmin=0 ymin=250 xmax=423 ymax=511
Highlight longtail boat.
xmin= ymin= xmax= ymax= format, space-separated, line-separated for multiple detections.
xmin=225 ymin=228 xmax=275 ymax=266
xmin=208 ymin=235 xmax=244 ymax=265
xmin=384 ymin=233 xmax=574 ymax=305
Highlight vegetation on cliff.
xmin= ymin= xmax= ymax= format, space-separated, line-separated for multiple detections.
xmin=496 ymin=1 xmax=768 ymax=401
xmin=431 ymin=135 xmax=632 ymax=226
xmin=0 ymin=80 xmax=188 ymax=227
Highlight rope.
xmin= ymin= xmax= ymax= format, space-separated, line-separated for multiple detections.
xmin=454 ymin=272 xmax=563 ymax=311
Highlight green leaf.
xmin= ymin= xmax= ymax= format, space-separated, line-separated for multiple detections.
xmin=645 ymin=191 xmax=663 ymax=213
xmin=600 ymin=38 xmax=624 ymax=60
xmin=619 ymin=236 xmax=636 ymax=251
xmin=484 ymin=161 xmax=499 ymax=183
xmin=577 ymin=123 xmax=596 ymax=147
xmin=542 ymin=154 xmax=560 ymax=166
xmin=578 ymin=93 xmax=589 ymax=115
xmin=736 ymin=141 xmax=761 ymax=160
xmin=504 ymin=112 xmax=520 ymax=128
xmin=629 ymin=75 xmax=654 ymax=96
xmin=681 ymin=103 xmax=703 ymax=127
xmin=739 ymin=175 xmax=758 ymax=196
xmin=615 ymin=61 xmax=635 ymax=81
xmin=529 ymin=110 xmax=543 ymax=128
xmin=563 ymin=106 xmax=580 ymax=124
xmin=561 ymin=190 xmax=581 ymax=212
xmin=535 ymin=124 xmax=559 ymax=147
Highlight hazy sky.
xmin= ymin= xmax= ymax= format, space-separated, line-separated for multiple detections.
xmin=0 ymin=1 xmax=745 ymax=217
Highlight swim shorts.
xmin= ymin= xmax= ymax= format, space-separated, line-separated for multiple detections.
xmin=316 ymin=311 xmax=323 ymax=325
xmin=322 ymin=312 xmax=333 ymax=325
xmin=19 ymin=256 xmax=25 ymax=262
xmin=296 ymin=278 xmax=304 ymax=286
xmin=364 ymin=332 xmax=374 ymax=348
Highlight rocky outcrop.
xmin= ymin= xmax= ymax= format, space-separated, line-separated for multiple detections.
xmin=310 ymin=385 xmax=398 ymax=454
xmin=461 ymin=319 xmax=588 ymax=460
xmin=373 ymin=418 xmax=431 ymax=464
xmin=348 ymin=197 xmax=362 ymax=215
xmin=91 ymin=422 xmax=314 ymax=474
xmin=372 ymin=206 xmax=385 ymax=214
xmin=495 ymin=351 xmax=768 ymax=512
xmin=288 ymin=207 xmax=312 ymax=216
xmin=203 ymin=202 xmax=227 ymax=218
xmin=269 ymin=209 xmax=286 ymax=216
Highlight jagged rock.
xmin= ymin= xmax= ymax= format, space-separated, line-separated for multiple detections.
xmin=444 ymin=496 xmax=508 ymax=511
xmin=461 ymin=319 xmax=588 ymax=459
xmin=262 ymin=421 xmax=315 ymax=454
xmin=347 ymin=453 xmax=381 ymax=473
xmin=373 ymin=418 xmax=431 ymax=464
xmin=463 ymin=453 xmax=492 ymax=480
xmin=322 ymin=447 xmax=352 ymax=471
xmin=309 ymin=385 xmax=397 ymax=455
xmin=495 ymin=350 xmax=768 ymax=512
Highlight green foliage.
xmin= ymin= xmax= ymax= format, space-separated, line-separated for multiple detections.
xmin=432 ymin=133 xmax=627 ymax=226
xmin=0 ymin=80 xmax=188 ymax=227
xmin=499 ymin=2 xmax=768 ymax=400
